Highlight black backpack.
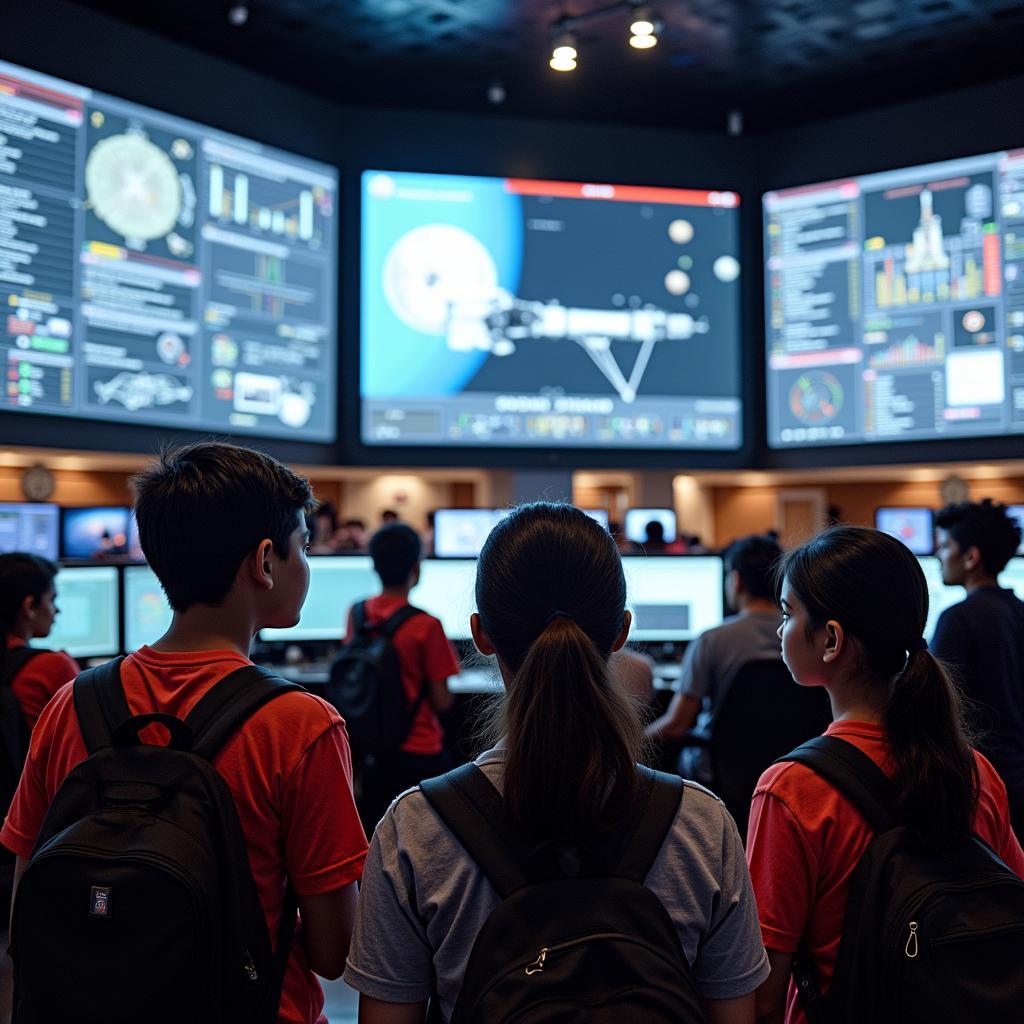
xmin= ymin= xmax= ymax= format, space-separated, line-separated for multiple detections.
xmin=11 ymin=657 xmax=304 ymax=1024
xmin=328 ymin=601 xmax=425 ymax=750
xmin=419 ymin=762 xmax=708 ymax=1024
xmin=782 ymin=735 xmax=1024 ymax=1024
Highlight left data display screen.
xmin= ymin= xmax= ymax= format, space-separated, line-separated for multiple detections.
xmin=0 ymin=60 xmax=338 ymax=441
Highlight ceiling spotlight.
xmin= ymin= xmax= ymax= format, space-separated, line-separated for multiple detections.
xmin=629 ymin=3 xmax=661 ymax=48
xmin=549 ymin=30 xmax=578 ymax=72
xmin=226 ymin=2 xmax=249 ymax=26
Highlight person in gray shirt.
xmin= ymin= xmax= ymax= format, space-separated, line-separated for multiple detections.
xmin=646 ymin=535 xmax=783 ymax=785
xmin=344 ymin=504 xmax=768 ymax=1024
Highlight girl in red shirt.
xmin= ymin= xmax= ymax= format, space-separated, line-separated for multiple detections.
xmin=746 ymin=526 xmax=1024 ymax=1024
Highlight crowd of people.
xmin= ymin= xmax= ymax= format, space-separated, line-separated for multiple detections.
xmin=0 ymin=441 xmax=1021 ymax=1023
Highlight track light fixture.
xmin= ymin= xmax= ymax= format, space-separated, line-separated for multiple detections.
xmin=629 ymin=3 xmax=661 ymax=47
xmin=546 ymin=3 xmax=663 ymax=70
xmin=550 ymin=28 xmax=578 ymax=72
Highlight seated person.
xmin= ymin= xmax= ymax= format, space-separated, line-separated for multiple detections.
xmin=0 ymin=553 xmax=78 ymax=730
xmin=645 ymin=534 xmax=783 ymax=785
xmin=609 ymin=647 xmax=656 ymax=705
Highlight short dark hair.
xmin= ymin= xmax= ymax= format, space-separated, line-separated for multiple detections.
xmin=935 ymin=499 xmax=1021 ymax=576
xmin=370 ymin=523 xmax=421 ymax=586
xmin=132 ymin=442 xmax=314 ymax=612
xmin=644 ymin=520 xmax=665 ymax=543
xmin=0 ymin=553 xmax=58 ymax=631
xmin=724 ymin=534 xmax=783 ymax=601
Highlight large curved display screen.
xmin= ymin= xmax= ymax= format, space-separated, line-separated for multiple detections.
xmin=765 ymin=149 xmax=1024 ymax=448
xmin=0 ymin=60 xmax=337 ymax=441
xmin=361 ymin=170 xmax=742 ymax=449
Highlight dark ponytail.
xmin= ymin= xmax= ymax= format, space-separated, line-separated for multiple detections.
xmin=780 ymin=527 xmax=978 ymax=846
xmin=476 ymin=503 xmax=642 ymax=839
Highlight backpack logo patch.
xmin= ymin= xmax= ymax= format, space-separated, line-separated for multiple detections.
xmin=89 ymin=885 xmax=111 ymax=918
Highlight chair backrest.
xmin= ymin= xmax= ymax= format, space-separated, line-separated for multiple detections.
xmin=708 ymin=659 xmax=832 ymax=837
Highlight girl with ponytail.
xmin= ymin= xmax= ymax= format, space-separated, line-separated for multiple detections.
xmin=746 ymin=527 xmax=1024 ymax=1024
xmin=346 ymin=503 xmax=769 ymax=1024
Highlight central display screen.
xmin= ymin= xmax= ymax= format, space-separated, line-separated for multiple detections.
xmin=764 ymin=149 xmax=1024 ymax=447
xmin=0 ymin=60 xmax=338 ymax=441
xmin=361 ymin=171 xmax=742 ymax=449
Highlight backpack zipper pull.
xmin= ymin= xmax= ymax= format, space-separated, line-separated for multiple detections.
xmin=525 ymin=947 xmax=548 ymax=976
xmin=905 ymin=921 xmax=919 ymax=959
xmin=243 ymin=950 xmax=259 ymax=982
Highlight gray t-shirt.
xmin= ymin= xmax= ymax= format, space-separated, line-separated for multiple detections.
xmin=675 ymin=611 xmax=782 ymax=784
xmin=344 ymin=748 xmax=769 ymax=1020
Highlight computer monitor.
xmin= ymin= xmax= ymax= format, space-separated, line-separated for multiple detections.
xmin=1000 ymin=556 xmax=1024 ymax=601
xmin=47 ymin=565 xmax=120 ymax=658
xmin=1008 ymin=505 xmax=1024 ymax=555
xmin=0 ymin=59 xmax=338 ymax=442
xmin=410 ymin=559 xmax=477 ymax=641
xmin=0 ymin=502 xmax=59 ymax=560
xmin=260 ymin=556 xmax=379 ymax=643
xmin=583 ymin=509 xmax=610 ymax=530
xmin=916 ymin=556 xmax=964 ymax=641
xmin=360 ymin=169 xmax=742 ymax=451
xmin=624 ymin=508 xmax=678 ymax=544
xmin=433 ymin=509 xmax=509 ymax=559
xmin=61 ymin=506 xmax=131 ymax=559
xmin=764 ymin=148 xmax=1024 ymax=449
xmin=621 ymin=555 xmax=723 ymax=641
xmin=123 ymin=564 xmax=173 ymax=652
xmin=875 ymin=507 xmax=935 ymax=555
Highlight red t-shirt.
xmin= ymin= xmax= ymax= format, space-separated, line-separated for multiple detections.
xmin=345 ymin=595 xmax=461 ymax=756
xmin=0 ymin=646 xmax=368 ymax=1024
xmin=5 ymin=635 xmax=78 ymax=730
xmin=746 ymin=719 xmax=1024 ymax=1024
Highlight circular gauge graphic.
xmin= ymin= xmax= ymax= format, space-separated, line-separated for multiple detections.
xmin=789 ymin=370 xmax=844 ymax=425
xmin=382 ymin=224 xmax=499 ymax=335
xmin=85 ymin=132 xmax=182 ymax=241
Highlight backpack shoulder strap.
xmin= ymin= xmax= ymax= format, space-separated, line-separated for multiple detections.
xmin=185 ymin=664 xmax=306 ymax=763
xmin=780 ymin=735 xmax=896 ymax=832
xmin=351 ymin=601 xmax=367 ymax=634
xmin=613 ymin=765 xmax=684 ymax=882
xmin=72 ymin=657 xmax=129 ymax=754
xmin=0 ymin=646 xmax=47 ymax=689
xmin=420 ymin=762 xmax=533 ymax=898
xmin=376 ymin=604 xmax=425 ymax=639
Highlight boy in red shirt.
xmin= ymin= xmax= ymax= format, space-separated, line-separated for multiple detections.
xmin=345 ymin=523 xmax=459 ymax=833
xmin=0 ymin=554 xmax=78 ymax=730
xmin=1 ymin=443 xmax=368 ymax=1024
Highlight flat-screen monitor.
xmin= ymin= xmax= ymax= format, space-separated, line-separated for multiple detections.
xmin=260 ymin=556 xmax=378 ymax=643
xmin=583 ymin=508 xmax=610 ymax=530
xmin=0 ymin=59 xmax=338 ymax=442
xmin=47 ymin=565 xmax=119 ymax=658
xmin=0 ymin=503 xmax=59 ymax=560
xmin=361 ymin=170 xmax=742 ymax=450
xmin=624 ymin=508 xmax=678 ymax=544
xmin=62 ymin=506 xmax=131 ymax=559
xmin=123 ymin=563 xmax=173 ymax=651
xmin=1002 ymin=556 xmax=1024 ymax=600
xmin=875 ymin=507 xmax=935 ymax=555
xmin=1008 ymin=505 xmax=1024 ymax=554
xmin=764 ymin=148 xmax=1024 ymax=447
xmin=410 ymin=559 xmax=477 ymax=641
xmin=916 ymin=556 xmax=963 ymax=641
xmin=433 ymin=509 xmax=508 ymax=559
xmin=621 ymin=555 xmax=723 ymax=641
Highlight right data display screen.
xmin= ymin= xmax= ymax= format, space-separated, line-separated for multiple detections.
xmin=764 ymin=149 xmax=1024 ymax=447
xmin=361 ymin=171 xmax=742 ymax=450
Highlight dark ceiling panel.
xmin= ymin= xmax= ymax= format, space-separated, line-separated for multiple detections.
xmin=61 ymin=0 xmax=1024 ymax=131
